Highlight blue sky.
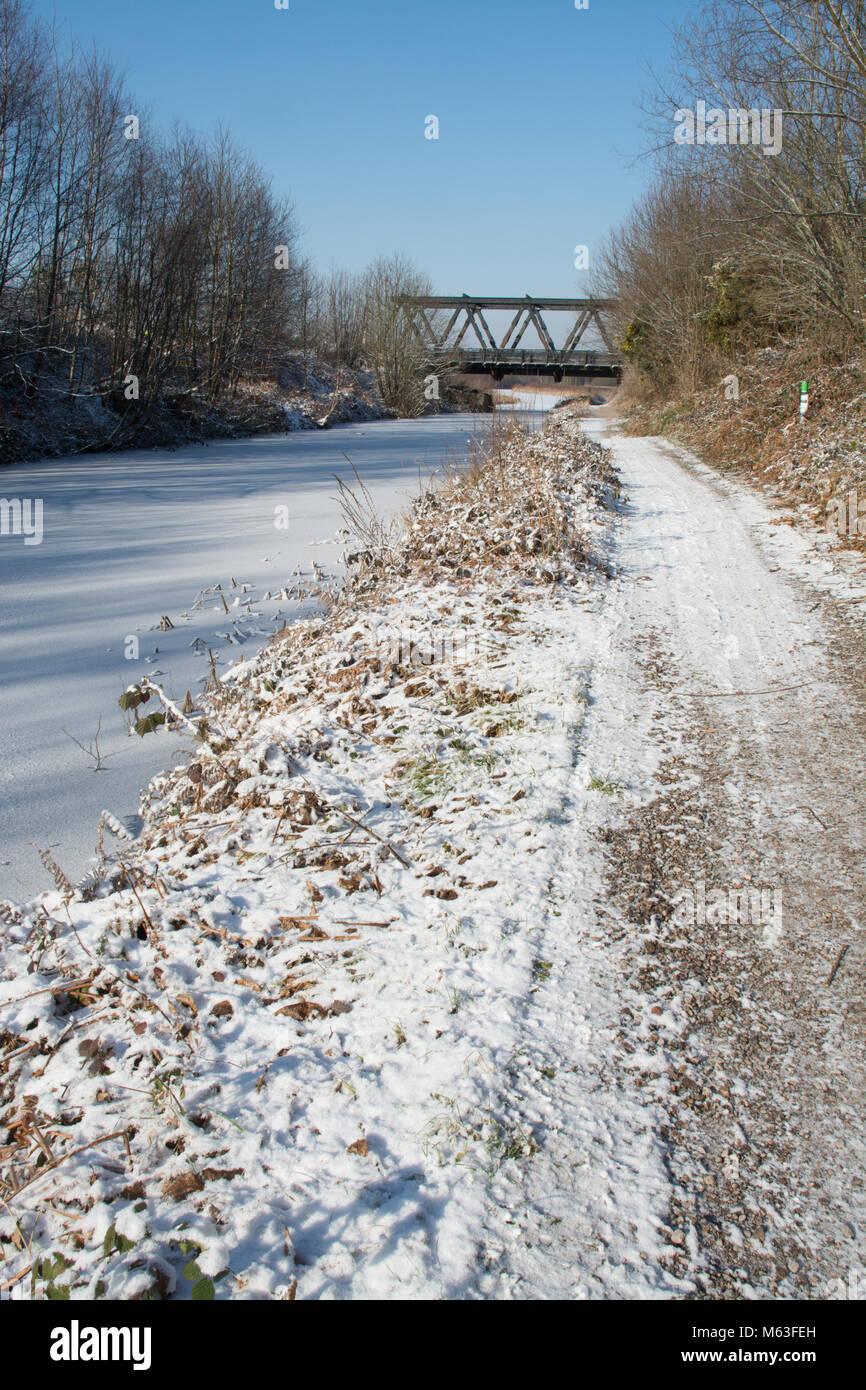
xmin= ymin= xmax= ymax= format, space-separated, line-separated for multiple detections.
xmin=28 ymin=0 xmax=693 ymax=295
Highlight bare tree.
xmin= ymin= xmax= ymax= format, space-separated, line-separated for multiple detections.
xmin=317 ymin=265 xmax=367 ymax=367
xmin=360 ymin=253 xmax=434 ymax=416
xmin=0 ymin=0 xmax=47 ymax=316
xmin=603 ymin=0 xmax=866 ymax=393
xmin=0 ymin=0 xmax=430 ymax=447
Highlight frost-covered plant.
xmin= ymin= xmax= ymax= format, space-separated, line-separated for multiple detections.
xmin=118 ymin=685 xmax=166 ymax=738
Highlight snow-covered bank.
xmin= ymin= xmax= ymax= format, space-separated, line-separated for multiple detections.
xmin=493 ymin=387 xmax=615 ymax=415
xmin=0 ymin=411 xmax=681 ymax=1301
xmin=0 ymin=415 xmax=495 ymax=902
xmin=0 ymin=357 xmax=388 ymax=468
xmin=493 ymin=388 xmax=569 ymax=413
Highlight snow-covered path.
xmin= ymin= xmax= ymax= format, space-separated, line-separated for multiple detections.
xmin=0 ymin=416 xmax=503 ymax=902
xmin=3 ymin=411 xmax=864 ymax=1302
xmin=504 ymin=419 xmax=866 ymax=1298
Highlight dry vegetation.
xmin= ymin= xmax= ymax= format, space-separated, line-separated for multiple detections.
xmin=0 ymin=409 xmax=616 ymax=1300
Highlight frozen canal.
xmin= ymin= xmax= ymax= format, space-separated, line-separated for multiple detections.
xmin=0 ymin=412 xmax=541 ymax=902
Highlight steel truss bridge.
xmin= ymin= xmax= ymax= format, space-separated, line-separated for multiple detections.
xmin=398 ymin=295 xmax=621 ymax=380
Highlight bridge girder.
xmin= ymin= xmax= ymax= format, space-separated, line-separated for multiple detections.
xmin=397 ymin=294 xmax=619 ymax=370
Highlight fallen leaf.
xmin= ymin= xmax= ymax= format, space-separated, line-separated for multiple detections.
xmin=162 ymin=1172 xmax=205 ymax=1201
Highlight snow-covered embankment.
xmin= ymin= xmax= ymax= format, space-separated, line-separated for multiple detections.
xmin=0 ymin=411 xmax=674 ymax=1300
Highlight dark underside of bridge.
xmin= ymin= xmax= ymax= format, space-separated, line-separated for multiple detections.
xmin=455 ymin=358 xmax=621 ymax=381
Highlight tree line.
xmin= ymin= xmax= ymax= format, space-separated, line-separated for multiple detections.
xmin=0 ymin=0 xmax=432 ymax=437
xmin=598 ymin=0 xmax=866 ymax=393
